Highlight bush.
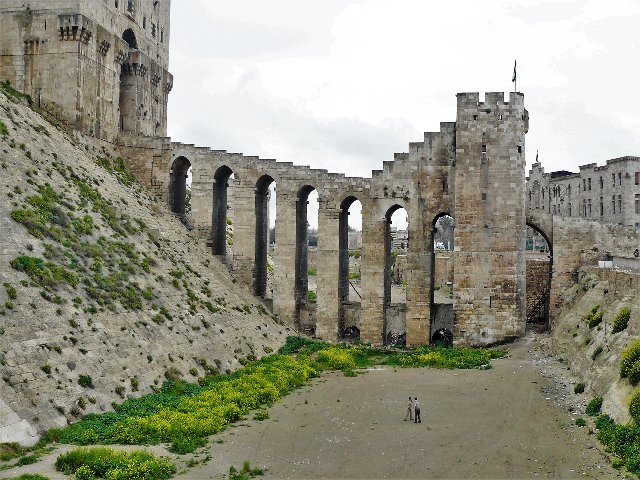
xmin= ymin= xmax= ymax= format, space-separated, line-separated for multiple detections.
xmin=592 ymin=345 xmax=604 ymax=360
xmin=307 ymin=291 xmax=317 ymax=301
xmin=55 ymin=447 xmax=175 ymax=480
xmin=317 ymin=348 xmax=356 ymax=371
xmin=629 ymin=390 xmax=640 ymax=424
xmin=16 ymin=454 xmax=38 ymax=466
xmin=586 ymin=397 xmax=603 ymax=416
xmin=612 ymin=307 xmax=631 ymax=334
xmin=167 ymin=436 xmax=206 ymax=455
xmin=253 ymin=410 xmax=269 ymax=421
xmin=78 ymin=375 xmax=93 ymax=388
xmin=587 ymin=310 xmax=603 ymax=329
xmin=574 ymin=383 xmax=585 ymax=394
xmin=575 ymin=418 xmax=587 ymax=427
xmin=620 ymin=340 xmax=640 ymax=379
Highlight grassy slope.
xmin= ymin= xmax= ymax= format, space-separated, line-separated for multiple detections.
xmin=0 ymin=87 xmax=289 ymax=438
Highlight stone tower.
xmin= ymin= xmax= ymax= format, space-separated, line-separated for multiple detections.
xmin=0 ymin=0 xmax=172 ymax=141
xmin=452 ymin=92 xmax=528 ymax=343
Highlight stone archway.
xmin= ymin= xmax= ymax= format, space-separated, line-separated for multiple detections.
xmin=525 ymin=219 xmax=553 ymax=330
xmin=212 ymin=165 xmax=234 ymax=256
xmin=255 ymin=175 xmax=275 ymax=298
xmin=168 ymin=156 xmax=191 ymax=216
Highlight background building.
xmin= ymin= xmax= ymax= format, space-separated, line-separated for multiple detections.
xmin=526 ymin=157 xmax=640 ymax=229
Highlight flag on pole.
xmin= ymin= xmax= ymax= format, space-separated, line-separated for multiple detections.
xmin=536 ymin=149 xmax=539 ymax=162
xmin=512 ymin=60 xmax=517 ymax=82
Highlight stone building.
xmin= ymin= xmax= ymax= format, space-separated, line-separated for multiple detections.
xmin=526 ymin=157 xmax=640 ymax=229
xmin=0 ymin=0 xmax=172 ymax=141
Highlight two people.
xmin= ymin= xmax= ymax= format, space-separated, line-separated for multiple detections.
xmin=404 ymin=396 xmax=421 ymax=423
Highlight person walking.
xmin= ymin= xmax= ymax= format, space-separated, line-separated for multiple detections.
xmin=404 ymin=396 xmax=413 ymax=421
xmin=414 ymin=397 xmax=421 ymax=423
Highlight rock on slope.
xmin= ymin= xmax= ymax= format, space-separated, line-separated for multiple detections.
xmin=0 ymin=87 xmax=290 ymax=444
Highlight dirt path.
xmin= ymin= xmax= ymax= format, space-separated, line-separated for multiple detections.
xmin=189 ymin=335 xmax=620 ymax=479
xmin=1 ymin=334 xmax=623 ymax=479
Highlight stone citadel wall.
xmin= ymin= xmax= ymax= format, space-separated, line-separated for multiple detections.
xmin=118 ymin=91 xmax=530 ymax=346
xmin=0 ymin=0 xmax=172 ymax=141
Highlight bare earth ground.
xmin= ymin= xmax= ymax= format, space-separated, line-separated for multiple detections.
xmin=1 ymin=333 xmax=624 ymax=480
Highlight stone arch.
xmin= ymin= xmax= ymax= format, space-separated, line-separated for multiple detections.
xmin=295 ymin=184 xmax=317 ymax=325
xmin=384 ymin=203 xmax=408 ymax=344
xmin=212 ymin=165 xmax=234 ymax=256
xmin=122 ymin=28 xmax=138 ymax=49
xmin=430 ymin=212 xmax=455 ymax=344
xmin=168 ymin=156 xmax=191 ymax=215
xmin=338 ymin=195 xmax=360 ymax=338
xmin=525 ymin=220 xmax=553 ymax=330
xmin=255 ymin=174 xmax=275 ymax=298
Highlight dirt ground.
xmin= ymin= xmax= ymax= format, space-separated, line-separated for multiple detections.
xmin=1 ymin=333 xmax=624 ymax=480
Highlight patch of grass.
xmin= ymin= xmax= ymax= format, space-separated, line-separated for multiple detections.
xmin=10 ymin=256 xmax=78 ymax=291
xmin=5 ymin=475 xmax=50 ymax=480
xmin=575 ymin=418 xmax=587 ymax=427
xmin=55 ymin=447 xmax=175 ymax=479
xmin=253 ymin=410 xmax=269 ymax=421
xmin=307 ymin=268 xmax=317 ymax=276
xmin=307 ymin=290 xmax=317 ymax=301
xmin=16 ymin=454 xmax=38 ymax=466
xmin=0 ymin=120 xmax=8 ymax=136
xmin=229 ymin=461 xmax=264 ymax=480
xmin=78 ymin=375 xmax=93 ymax=388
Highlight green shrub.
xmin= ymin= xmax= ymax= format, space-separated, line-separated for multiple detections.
xmin=592 ymin=345 xmax=604 ymax=360
xmin=629 ymin=390 xmax=640 ymax=424
xmin=55 ymin=447 xmax=175 ymax=480
xmin=348 ymin=272 xmax=361 ymax=280
xmin=0 ymin=120 xmax=8 ymax=136
xmin=628 ymin=362 xmax=640 ymax=386
xmin=16 ymin=454 xmax=39 ymax=466
xmin=586 ymin=397 xmax=603 ymax=416
xmin=620 ymin=340 xmax=640 ymax=379
xmin=612 ymin=307 xmax=631 ymax=334
xmin=575 ymin=418 xmax=587 ymax=427
xmin=317 ymin=348 xmax=356 ymax=370
xmin=587 ymin=310 xmax=603 ymax=329
xmin=167 ymin=436 xmax=206 ymax=455
xmin=78 ymin=375 xmax=93 ymax=388
xmin=307 ymin=268 xmax=317 ymax=276
xmin=574 ymin=383 xmax=585 ymax=394
xmin=307 ymin=290 xmax=317 ymax=301
xmin=3 ymin=283 xmax=17 ymax=299
xmin=229 ymin=461 xmax=263 ymax=480
xmin=253 ymin=410 xmax=269 ymax=421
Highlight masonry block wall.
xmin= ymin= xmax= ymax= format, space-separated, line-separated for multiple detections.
xmin=453 ymin=92 xmax=528 ymax=343
xmin=113 ymin=92 xmax=533 ymax=346
xmin=0 ymin=0 xmax=172 ymax=141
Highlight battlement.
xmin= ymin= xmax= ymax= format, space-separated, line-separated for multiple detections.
xmin=456 ymin=91 xmax=525 ymax=115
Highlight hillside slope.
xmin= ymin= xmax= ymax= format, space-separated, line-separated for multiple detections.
xmin=550 ymin=267 xmax=640 ymax=422
xmin=0 ymin=87 xmax=290 ymax=444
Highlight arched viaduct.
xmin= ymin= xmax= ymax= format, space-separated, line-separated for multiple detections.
xmin=119 ymin=91 xmax=532 ymax=346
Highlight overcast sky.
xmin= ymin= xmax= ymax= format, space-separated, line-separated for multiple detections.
xmin=167 ymin=0 xmax=640 ymax=228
